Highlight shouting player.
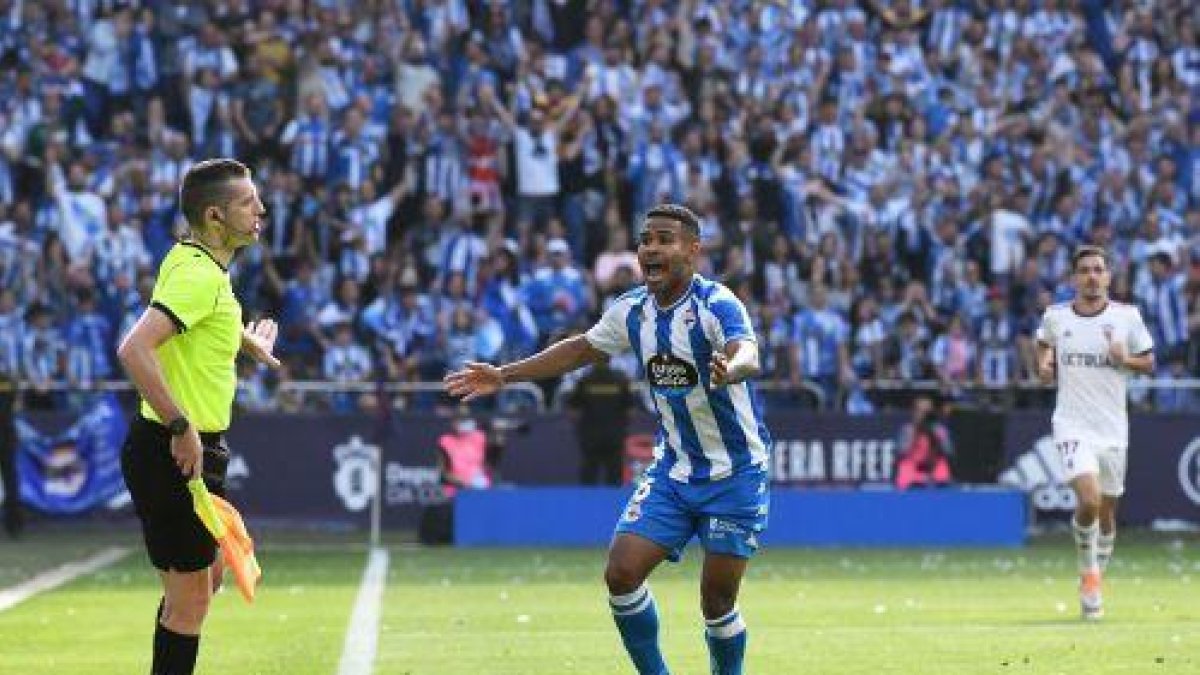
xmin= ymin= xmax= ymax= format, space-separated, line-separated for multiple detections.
xmin=1035 ymin=245 xmax=1154 ymax=619
xmin=445 ymin=204 xmax=770 ymax=674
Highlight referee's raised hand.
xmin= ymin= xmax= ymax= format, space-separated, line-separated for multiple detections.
xmin=171 ymin=426 xmax=204 ymax=479
xmin=242 ymin=319 xmax=281 ymax=368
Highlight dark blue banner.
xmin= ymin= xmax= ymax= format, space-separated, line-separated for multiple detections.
xmin=7 ymin=405 xmax=1198 ymax=528
xmin=16 ymin=394 xmax=129 ymax=514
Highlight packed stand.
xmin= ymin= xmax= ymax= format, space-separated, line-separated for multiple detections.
xmin=0 ymin=0 xmax=1199 ymax=414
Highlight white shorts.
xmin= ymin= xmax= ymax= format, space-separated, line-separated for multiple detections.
xmin=1053 ymin=435 xmax=1127 ymax=497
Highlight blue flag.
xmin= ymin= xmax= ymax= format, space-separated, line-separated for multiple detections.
xmin=16 ymin=394 xmax=129 ymax=514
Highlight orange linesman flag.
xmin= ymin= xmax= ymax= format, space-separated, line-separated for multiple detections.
xmin=188 ymin=478 xmax=263 ymax=603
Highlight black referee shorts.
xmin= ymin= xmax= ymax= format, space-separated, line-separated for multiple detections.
xmin=120 ymin=415 xmax=230 ymax=573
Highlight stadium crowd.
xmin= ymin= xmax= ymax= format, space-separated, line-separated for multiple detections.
xmin=0 ymin=0 xmax=1199 ymax=414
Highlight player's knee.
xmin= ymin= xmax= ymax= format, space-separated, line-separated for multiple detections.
xmin=1076 ymin=495 xmax=1101 ymax=520
xmin=604 ymin=559 xmax=646 ymax=596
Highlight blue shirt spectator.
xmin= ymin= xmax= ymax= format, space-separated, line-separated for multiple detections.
xmin=62 ymin=292 xmax=115 ymax=380
xmin=521 ymin=239 xmax=589 ymax=340
xmin=789 ymin=285 xmax=850 ymax=398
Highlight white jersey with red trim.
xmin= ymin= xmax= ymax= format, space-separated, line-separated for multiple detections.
xmin=1036 ymin=301 xmax=1154 ymax=445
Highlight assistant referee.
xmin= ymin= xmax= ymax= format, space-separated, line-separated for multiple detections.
xmin=118 ymin=158 xmax=279 ymax=675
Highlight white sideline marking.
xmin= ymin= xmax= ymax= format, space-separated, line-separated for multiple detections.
xmin=0 ymin=546 xmax=130 ymax=612
xmin=337 ymin=547 xmax=389 ymax=675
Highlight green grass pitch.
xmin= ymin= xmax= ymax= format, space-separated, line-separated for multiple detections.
xmin=1 ymin=530 xmax=1197 ymax=673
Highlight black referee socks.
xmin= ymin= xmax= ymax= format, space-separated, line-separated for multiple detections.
xmin=152 ymin=622 xmax=200 ymax=675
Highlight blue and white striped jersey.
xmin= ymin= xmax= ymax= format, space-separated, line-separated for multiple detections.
xmin=584 ymin=275 xmax=771 ymax=484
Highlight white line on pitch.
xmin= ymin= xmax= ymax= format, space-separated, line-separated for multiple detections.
xmin=336 ymin=546 xmax=390 ymax=675
xmin=0 ymin=546 xmax=131 ymax=612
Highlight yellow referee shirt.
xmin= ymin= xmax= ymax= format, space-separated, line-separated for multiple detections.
xmin=140 ymin=242 xmax=242 ymax=432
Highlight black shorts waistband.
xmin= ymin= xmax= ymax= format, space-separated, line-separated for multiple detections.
xmin=134 ymin=414 xmax=226 ymax=446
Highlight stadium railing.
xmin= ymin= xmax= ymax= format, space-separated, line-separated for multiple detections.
xmin=17 ymin=377 xmax=1200 ymax=412
xmin=273 ymin=379 xmax=547 ymax=411
xmin=12 ymin=379 xmax=548 ymax=412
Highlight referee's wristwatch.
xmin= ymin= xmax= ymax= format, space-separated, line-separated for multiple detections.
xmin=166 ymin=416 xmax=191 ymax=437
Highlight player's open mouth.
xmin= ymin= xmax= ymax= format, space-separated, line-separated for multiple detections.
xmin=643 ymin=261 xmax=666 ymax=279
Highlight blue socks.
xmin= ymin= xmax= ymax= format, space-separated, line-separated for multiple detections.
xmin=611 ymin=586 xmax=748 ymax=674
xmin=610 ymin=584 xmax=669 ymax=675
xmin=705 ymin=607 xmax=747 ymax=675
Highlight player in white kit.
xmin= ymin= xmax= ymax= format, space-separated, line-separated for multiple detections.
xmin=1035 ymin=246 xmax=1155 ymax=619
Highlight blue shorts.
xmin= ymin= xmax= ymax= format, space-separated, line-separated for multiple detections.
xmin=614 ymin=465 xmax=770 ymax=561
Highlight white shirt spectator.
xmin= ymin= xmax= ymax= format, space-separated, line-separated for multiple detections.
xmin=990 ymin=208 xmax=1031 ymax=278
xmin=348 ymin=196 xmax=395 ymax=258
xmin=82 ymin=18 xmax=118 ymax=84
xmin=514 ymin=127 xmax=559 ymax=197
xmin=49 ymin=168 xmax=107 ymax=264
xmin=396 ymin=61 xmax=440 ymax=116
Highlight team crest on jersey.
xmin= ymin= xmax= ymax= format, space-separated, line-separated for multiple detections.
xmin=1102 ymin=324 xmax=1114 ymax=341
xmin=682 ymin=308 xmax=696 ymax=328
xmin=622 ymin=503 xmax=642 ymax=522
xmin=647 ymin=353 xmax=698 ymax=399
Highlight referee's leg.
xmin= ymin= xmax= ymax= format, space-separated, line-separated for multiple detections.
xmin=157 ymin=567 xmax=214 ymax=671
xmin=122 ymin=417 xmax=220 ymax=674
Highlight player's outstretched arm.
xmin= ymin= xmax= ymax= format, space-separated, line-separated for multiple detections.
xmin=444 ymin=335 xmax=606 ymax=401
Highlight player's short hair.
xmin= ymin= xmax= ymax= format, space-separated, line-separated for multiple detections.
xmin=179 ymin=158 xmax=250 ymax=227
xmin=1071 ymin=245 xmax=1109 ymax=272
xmin=642 ymin=204 xmax=701 ymax=237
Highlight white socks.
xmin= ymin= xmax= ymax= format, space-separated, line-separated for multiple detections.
xmin=1072 ymin=518 xmax=1099 ymax=575
xmin=1097 ymin=531 xmax=1116 ymax=572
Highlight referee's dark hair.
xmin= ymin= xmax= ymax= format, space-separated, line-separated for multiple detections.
xmin=1071 ymin=245 xmax=1109 ymax=272
xmin=643 ymin=204 xmax=701 ymax=237
xmin=179 ymin=158 xmax=250 ymax=228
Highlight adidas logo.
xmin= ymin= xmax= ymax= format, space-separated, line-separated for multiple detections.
xmin=998 ymin=435 xmax=1078 ymax=511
